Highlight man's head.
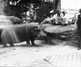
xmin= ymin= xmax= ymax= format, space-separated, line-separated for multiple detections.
xmin=62 ymin=11 xmax=66 ymax=16
xmin=56 ymin=10 xmax=61 ymax=16
xmin=79 ymin=9 xmax=81 ymax=13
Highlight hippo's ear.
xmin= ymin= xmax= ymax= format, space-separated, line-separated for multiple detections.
xmin=34 ymin=26 xmax=40 ymax=31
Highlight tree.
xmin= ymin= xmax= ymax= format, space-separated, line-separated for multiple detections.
xmin=0 ymin=0 xmax=61 ymax=22
xmin=36 ymin=2 xmax=54 ymax=23
xmin=0 ymin=0 xmax=11 ymax=15
xmin=6 ymin=0 xmax=41 ymax=18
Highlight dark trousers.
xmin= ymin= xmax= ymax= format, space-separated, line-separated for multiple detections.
xmin=78 ymin=29 xmax=81 ymax=48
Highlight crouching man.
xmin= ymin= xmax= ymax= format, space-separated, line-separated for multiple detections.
xmin=1 ymin=24 xmax=40 ymax=47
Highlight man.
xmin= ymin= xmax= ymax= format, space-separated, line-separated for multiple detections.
xmin=50 ymin=9 xmax=62 ymax=25
xmin=76 ymin=9 xmax=81 ymax=49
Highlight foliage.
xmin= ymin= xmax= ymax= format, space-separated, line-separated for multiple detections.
xmin=0 ymin=0 xmax=59 ymax=23
xmin=36 ymin=2 xmax=54 ymax=23
xmin=6 ymin=0 xmax=42 ymax=18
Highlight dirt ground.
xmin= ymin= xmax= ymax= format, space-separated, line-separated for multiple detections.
xmin=0 ymin=39 xmax=80 ymax=66
xmin=0 ymin=23 xmax=80 ymax=66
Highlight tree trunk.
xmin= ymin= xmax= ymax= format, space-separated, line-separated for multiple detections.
xmin=0 ymin=0 xmax=10 ymax=15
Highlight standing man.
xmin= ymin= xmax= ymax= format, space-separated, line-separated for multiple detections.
xmin=77 ymin=9 xmax=81 ymax=49
xmin=50 ymin=9 xmax=62 ymax=24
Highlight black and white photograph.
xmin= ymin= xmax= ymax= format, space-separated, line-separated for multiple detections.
xmin=0 ymin=0 xmax=81 ymax=67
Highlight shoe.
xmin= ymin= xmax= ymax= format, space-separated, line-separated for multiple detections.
xmin=77 ymin=48 xmax=81 ymax=50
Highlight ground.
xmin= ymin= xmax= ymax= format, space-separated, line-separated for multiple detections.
xmin=0 ymin=23 xmax=80 ymax=67
xmin=0 ymin=39 xmax=80 ymax=67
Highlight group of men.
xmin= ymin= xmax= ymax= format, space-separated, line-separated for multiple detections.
xmin=40 ymin=9 xmax=74 ymax=26
xmin=40 ymin=9 xmax=81 ymax=50
xmin=52 ymin=9 xmax=81 ymax=50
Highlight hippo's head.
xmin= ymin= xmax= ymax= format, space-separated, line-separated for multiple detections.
xmin=32 ymin=26 xmax=41 ymax=38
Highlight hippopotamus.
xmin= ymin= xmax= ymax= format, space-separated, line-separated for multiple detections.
xmin=1 ymin=24 xmax=40 ymax=47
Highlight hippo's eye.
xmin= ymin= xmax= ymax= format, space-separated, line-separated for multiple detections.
xmin=33 ymin=26 xmax=40 ymax=32
xmin=34 ymin=27 xmax=38 ymax=30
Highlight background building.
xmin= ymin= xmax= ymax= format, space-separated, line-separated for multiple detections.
xmin=61 ymin=0 xmax=81 ymax=10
